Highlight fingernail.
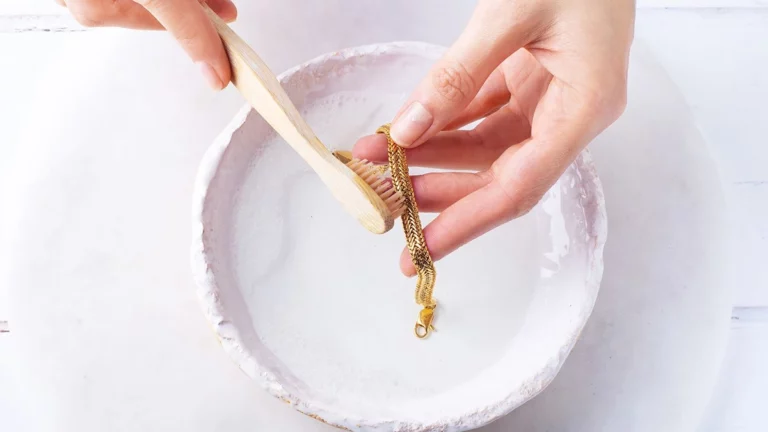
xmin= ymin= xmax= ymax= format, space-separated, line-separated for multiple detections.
xmin=390 ymin=101 xmax=433 ymax=147
xmin=197 ymin=62 xmax=224 ymax=90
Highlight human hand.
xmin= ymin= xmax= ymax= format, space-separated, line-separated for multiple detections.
xmin=56 ymin=0 xmax=237 ymax=90
xmin=354 ymin=0 xmax=635 ymax=276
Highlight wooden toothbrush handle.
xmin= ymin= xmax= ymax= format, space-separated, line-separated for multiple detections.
xmin=202 ymin=5 xmax=330 ymax=165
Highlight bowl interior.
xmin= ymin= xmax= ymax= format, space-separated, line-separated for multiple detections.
xmin=196 ymin=43 xmax=605 ymax=428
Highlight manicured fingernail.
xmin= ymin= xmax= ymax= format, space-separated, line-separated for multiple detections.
xmin=197 ymin=62 xmax=224 ymax=90
xmin=390 ymin=101 xmax=432 ymax=147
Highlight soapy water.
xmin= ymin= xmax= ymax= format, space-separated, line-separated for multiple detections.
xmin=228 ymin=89 xmax=552 ymax=407
xmin=197 ymin=44 xmax=602 ymax=426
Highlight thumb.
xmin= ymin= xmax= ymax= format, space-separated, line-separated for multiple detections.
xmin=389 ymin=2 xmax=541 ymax=148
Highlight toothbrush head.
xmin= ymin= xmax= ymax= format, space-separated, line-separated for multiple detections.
xmin=332 ymin=150 xmax=405 ymax=233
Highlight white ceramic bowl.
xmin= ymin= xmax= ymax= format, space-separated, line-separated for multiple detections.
xmin=191 ymin=42 xmax=607 ymax=432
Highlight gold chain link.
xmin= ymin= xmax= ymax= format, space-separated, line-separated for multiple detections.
xmin=376 ymin=124 xmax=437 ymax=339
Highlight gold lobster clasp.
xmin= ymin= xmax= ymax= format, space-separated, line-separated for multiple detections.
xmin=414 ymin=306 xmax=436 ymax=339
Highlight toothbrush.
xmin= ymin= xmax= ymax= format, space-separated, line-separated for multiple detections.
xmin=202 ymin=5 xmax=404 ymax=234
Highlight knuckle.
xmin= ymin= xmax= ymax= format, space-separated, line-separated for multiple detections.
xmin=489 ymin=162 xmax=548 ymax=220
xmin=432 ymin=60 xmax=475 ymax=104
xmin=610 ymin=84 xmax=629 ymax=121
xmin=592 ymin=91 xmax=627 ymax=123
xmin=515 ymin=192 xmax=542 ymax=217
xmin=581 ymin=92 xmax=608 ymax=117
xmin=582 ymin=74 xmax=628 ymax=124
xmin=504 ymin=187 xmax=540 ymax=219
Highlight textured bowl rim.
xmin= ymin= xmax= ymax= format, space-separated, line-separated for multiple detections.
xmin=190 ymin=41 xmax=608 ymax=432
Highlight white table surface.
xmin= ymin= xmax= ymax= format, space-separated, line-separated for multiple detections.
xmin=1 ymin=2 xmax=766 ymax=431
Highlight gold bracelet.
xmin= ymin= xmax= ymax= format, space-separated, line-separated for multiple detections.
xmin=376 ymin=124 xmax=438 ymax=339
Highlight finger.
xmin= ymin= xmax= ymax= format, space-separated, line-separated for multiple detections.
xmin=445 ymin=48 xmax=553 ymax=131
xmin=398 ymin=77 xmax=612 ymax=277
xmin=132 ymin=0 xmax=234 ymax=89
xmin=353 ymin=131 xmax=495 ymax=170
xmin=410 ymin=172 xmax=492 ymax=213
xmin=66 ymin=0 xmax=160 ymax=28
xmin=205 ymin=0 xmax=237 ymax=22
xmin=498 ymin=49 xmax=553 ymax=123
xmin=67 ymin=0 xmax=235 ymax=30
xmin=351 ymin=134 xmax=389 ymax=164
xmin=388 ymin=1 xmax=547 ymax=148
xmin=399 ymin=178 xmax=513 ymax=277
xmin=442 ymin=67 xmax=510 ymax=131
xmin=353 ymin=105 xmax=531 ymax=170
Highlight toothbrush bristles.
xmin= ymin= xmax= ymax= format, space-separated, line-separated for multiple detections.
xmin=344 ymin=158 xmax=405 ymax=217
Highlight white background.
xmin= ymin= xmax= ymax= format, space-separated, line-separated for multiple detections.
xmin=1 ymin=1 xmax=766 ymax=431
